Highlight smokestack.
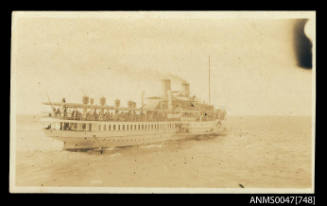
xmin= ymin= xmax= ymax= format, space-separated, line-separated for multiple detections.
xmin=161 ymin=79 xmax=171 ymax=97
xmin=82 ymin=96 xmax=89 ymax=104
xmin=128 ymin=101 xmax=133 ymax=109
xmin=182 ymin=82 xmax=190 ymax=97
xmin=100 ymin=97 xmax=106 ymax=115
xmin=115 ymin=99 xmax=120 ymax=108
xmin=100 ymin=97 xmax=106 ymax=106
xmin=114 ymin=99 xmax=120 ymax=114
xmin=82 ymin=96 xmax=89 ymax=118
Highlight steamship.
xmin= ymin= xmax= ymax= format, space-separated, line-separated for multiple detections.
xmin=42 ymin=78 xmax=227 ymax=151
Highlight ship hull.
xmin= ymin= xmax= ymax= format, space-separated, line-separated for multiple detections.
xmin=43 ymin=120 xmax=226 ymax=150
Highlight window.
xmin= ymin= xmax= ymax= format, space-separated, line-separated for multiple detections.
xmin=118 ymin=125 xmax=120 ymax=130
xmin=127 ymin=125 xmax=129 ymax=131
xmin=122 ymin=125 xmax=125 ymax=131
xmin=108 ymin=124 xmax=111 ymax=131
xmin=99 ymin=125 xmax=101 ymax=131
xmin=138 ymin=125 xmax=140 ymax=130
xmin=104 ymin=124 xmax=106 ymax=131
xmin=113 ymin=125 xmax=116 ymax=130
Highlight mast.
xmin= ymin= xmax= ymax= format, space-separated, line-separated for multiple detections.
xmin=208 ymin=56 xmax=211 ymax=104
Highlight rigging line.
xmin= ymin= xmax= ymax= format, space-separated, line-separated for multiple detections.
xmin=46 ymin=91 xmax=56 ymax=111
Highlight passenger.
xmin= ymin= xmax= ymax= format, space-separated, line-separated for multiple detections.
xmin=75 ymin=110 xmax=78 ymax=120
xmin=63 ymin=107 xmax=67 ymax=119
xmin=78 ymin=111 xmax=82 ymax=120
xmin=74 ymin=110 xmax=78 ymax=120
xmin=71 ymin=110 xmax=75 ymax=120
xmin=56 ymin=108 xmax=61 ymax=117
xmin=122 ymin=112 xmax=127 ymax=121
xmin=52 ymin=108 xmax=56 ymax=117
xmin=86 ymin=112 xmax=90 ymax=120
xmin=93 ymin=110 xmax=98 ymax=121
xmin=121 ymin=112 xmax=126 ymax=121
xmin=105 ymin=112 xmax=110 ymax=121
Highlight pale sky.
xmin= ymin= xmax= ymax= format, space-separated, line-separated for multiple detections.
xmin=11 ymin=12 xmax=314 ymax=116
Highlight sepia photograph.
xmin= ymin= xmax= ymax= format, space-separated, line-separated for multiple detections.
xmin=10 ymin=11 xmax=315 ymax=193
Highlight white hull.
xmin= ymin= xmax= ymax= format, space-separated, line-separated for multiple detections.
xmin=43 ymin=120 xmax=226 ymax=150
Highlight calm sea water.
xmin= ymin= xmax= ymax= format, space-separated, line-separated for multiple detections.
xmin=13 ymin=115 xmax=313 ymax=188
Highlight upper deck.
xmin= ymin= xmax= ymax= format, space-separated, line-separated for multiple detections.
xmin=43 ymin=101 xmax=224 ymax=122
xmin=43 ymin=78 xmax=226 ymax=123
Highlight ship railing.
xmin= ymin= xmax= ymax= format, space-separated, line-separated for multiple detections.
xmin=45 ymin=110 xmax=220 ymax=122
